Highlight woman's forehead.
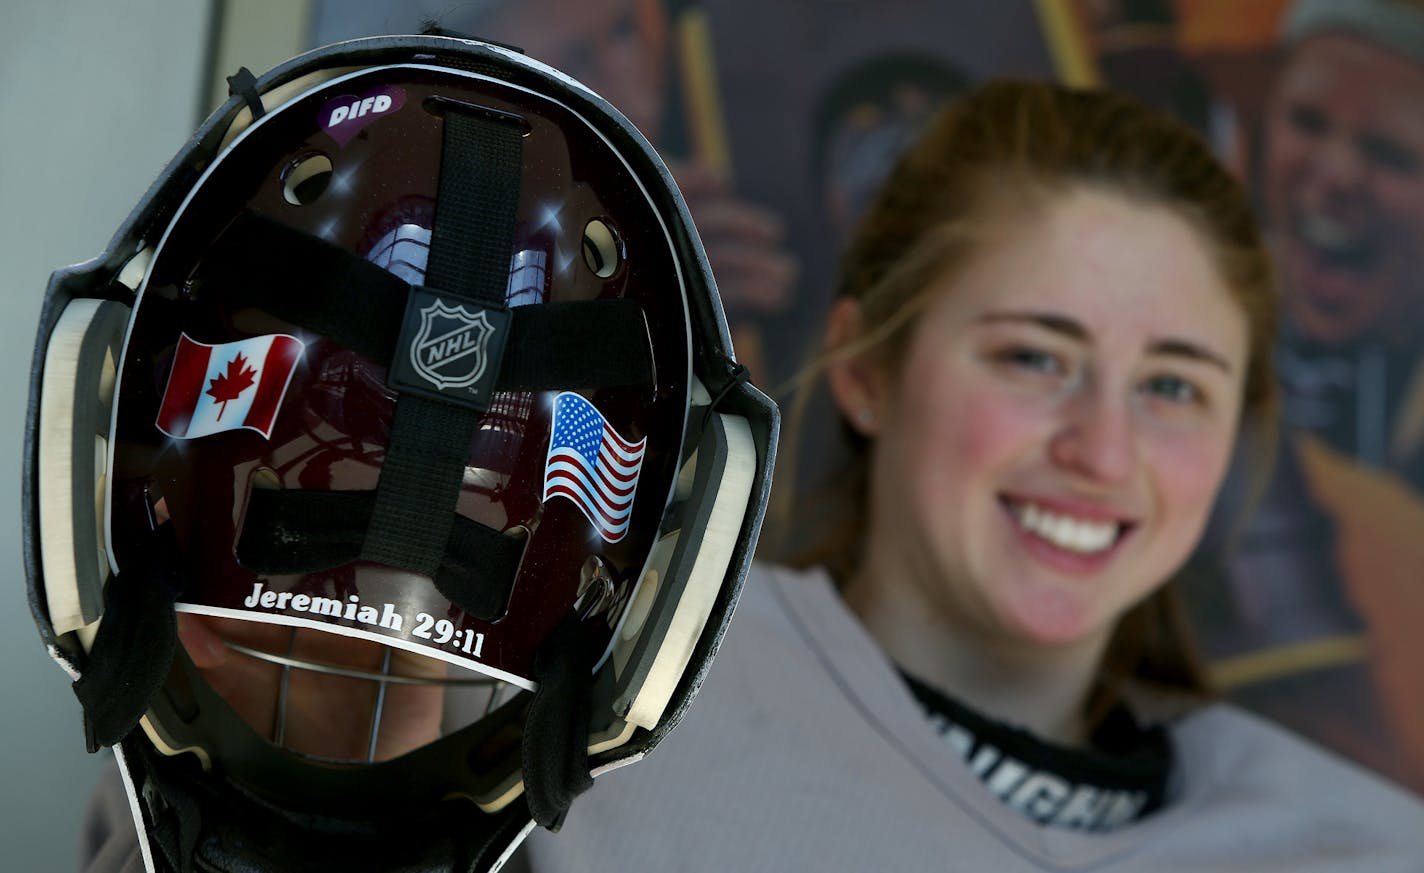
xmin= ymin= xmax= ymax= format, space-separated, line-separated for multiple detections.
xmin=923 ymin=189 xmax=1248 ymax=354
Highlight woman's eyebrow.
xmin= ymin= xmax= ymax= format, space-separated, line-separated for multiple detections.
xmin=975 ymin=310 xmax=1087 ymax=340
xmin=976 ymin=310 xmax=1235 ymax=373
xmin=1147 ymin=338 xmax=1234 ymax=374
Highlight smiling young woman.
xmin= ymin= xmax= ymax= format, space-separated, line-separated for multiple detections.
xmin=518 ymin=81 xmax=1424 ymax=871
xmin=829 ymin=187 xmax=1249 ymax=744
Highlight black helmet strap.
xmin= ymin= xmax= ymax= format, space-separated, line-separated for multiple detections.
xmin=359 ymin=105 xmax=599 ymax=828
xmin=236 ymin=487 xmax=523 ymax=622
xmin=204 ymin=212 xmax=655 ymax=395
xmin=360 ymin=105 xmax=526 ymax=580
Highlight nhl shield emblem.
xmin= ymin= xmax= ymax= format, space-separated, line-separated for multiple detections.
xmin=409 ymin=299 xmax=497 ymax=390
xmin=388 ymin=288 xmax=511 ymax=410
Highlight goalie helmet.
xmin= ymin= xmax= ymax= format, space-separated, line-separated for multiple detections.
xmin=24 ymin=32 xmax=776 ymax=873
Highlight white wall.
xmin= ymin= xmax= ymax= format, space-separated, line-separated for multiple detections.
xmin=0 ymin=1 xmax=211 ymax=865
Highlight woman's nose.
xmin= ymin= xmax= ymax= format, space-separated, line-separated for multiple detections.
xmin=1047 ymin=387 xmax=1136 ymax=485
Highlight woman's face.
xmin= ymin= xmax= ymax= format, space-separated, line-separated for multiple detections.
xmin=852 ymin=188 xmax=1248 ymax=651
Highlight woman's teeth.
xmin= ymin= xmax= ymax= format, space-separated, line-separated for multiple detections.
xmin=1012 ymin=501 xmax=1121 ymax=554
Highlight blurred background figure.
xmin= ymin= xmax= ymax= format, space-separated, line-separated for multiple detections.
xmin=1267 ymin=0 xmax=1424 ymax=473
xmin=810 ymin=53 xmax=970 ymax=246
xmin=1188 ymin=0 xmax=1424 ymax=793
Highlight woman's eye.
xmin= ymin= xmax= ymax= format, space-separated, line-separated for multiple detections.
xmin=1142 ymin=374 xmax=1202 ymax=405
xmin=997 ymin=347 xmax=1062 ymax=375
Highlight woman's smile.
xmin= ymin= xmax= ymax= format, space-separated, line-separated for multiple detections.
xmin=998 ymin=494 xmax=1136 ymax=571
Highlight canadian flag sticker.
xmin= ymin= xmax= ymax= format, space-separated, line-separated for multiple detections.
xmin=155 ymin=333 xmax=305 ymax=440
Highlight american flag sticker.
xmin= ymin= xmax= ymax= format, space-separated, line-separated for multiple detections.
xmin=542 ymin=392 xmax=646 ymax=543
xmin=155 ymin=333 xmax=305 ymax=441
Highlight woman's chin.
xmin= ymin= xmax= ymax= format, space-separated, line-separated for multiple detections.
xmin=996 ymin=587 xmax=1106 ymax=650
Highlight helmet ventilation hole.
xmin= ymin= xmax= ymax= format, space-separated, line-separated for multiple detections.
xmin=581 ymin=218 xmax=622 ymax=279
xmin=281 ymin=153 xmax=333 ymax=206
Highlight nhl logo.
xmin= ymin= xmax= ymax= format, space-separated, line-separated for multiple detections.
xmin=409 ymin=299 xmax=497 ymax=390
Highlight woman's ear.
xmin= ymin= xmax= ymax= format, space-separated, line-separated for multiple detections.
xmin=825 ymin=297 xmax=883 ymax=436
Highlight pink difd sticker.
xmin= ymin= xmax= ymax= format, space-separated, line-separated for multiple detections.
xmin=320 ymin=85 xmax=407 ymax=147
